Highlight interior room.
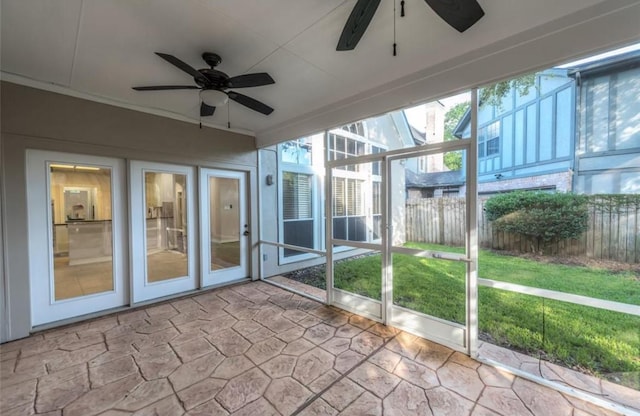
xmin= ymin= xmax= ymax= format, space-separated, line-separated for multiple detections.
xmin=1 ymin=1 xmax=639 ymax=415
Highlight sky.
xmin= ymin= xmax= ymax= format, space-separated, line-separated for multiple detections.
xmin=404 ymin=42 xmax=640 ymax=133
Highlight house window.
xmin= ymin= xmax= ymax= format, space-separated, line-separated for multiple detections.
xmin=281 ymin=138 xmax=312 ymax=165
xmin=282 ymin=172 xmax=314 ymax=257
xmin=329 ymin=133 xmax=366 ymax=171
xmin=372 ymin=146 xmax=384 ymax=175
xmin=342 ymin=122 xmax=365 ymax=136
xmin=418 ymin=156 xmax=427 ymax=173
xmin=479 ymin=121 xmax=500 ymax=158
xmin=372 ymin=181 xmax=382 ymax=240
xmin=332 ymin=177 xmax=367 ymax=242
xmin=279 ymin=137 xmax=317 ymax=259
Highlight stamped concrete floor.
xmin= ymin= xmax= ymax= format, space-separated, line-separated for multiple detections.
xmin=0 ymin=281 xmax=626 ymax=416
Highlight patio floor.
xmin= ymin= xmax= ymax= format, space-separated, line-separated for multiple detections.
xmin=0 ymin=281 xmax=627 ymax=416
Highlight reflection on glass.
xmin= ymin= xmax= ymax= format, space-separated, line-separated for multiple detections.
xmin=392 ymin=254 xmax=466 ymax=325
xmin=50 ymin=164 xmax=113 ymax=300
xmin=145 ymin=172 xmax=188 ymax=283
xmin=209 ymin=177 xmax=240 ymax=271
xmin=333 ymin=249 xmax=382 ymax=301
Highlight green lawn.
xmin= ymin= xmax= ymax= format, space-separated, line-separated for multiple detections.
xmin=330 ymin=243 xmax=640 ymax=376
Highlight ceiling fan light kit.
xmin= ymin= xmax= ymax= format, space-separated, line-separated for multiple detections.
xmin=132 ymin=52 xmax=275 ymax=118
xmin=200 ymin=89 xmax=228 ymax=107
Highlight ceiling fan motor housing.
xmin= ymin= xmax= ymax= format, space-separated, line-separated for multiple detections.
xmin=197 ymin=68 xmax=229 ymax=89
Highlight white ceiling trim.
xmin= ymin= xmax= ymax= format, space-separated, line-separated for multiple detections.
xmin=0 ymin=72 xmax=256 ymax=138
xmin=256 ymin=0 xmax=640 ymax=148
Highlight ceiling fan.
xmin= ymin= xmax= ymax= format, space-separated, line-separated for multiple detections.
xmin=132 ymin=52 xmax=275 ymax=117
xmin=337 ymin=0 xmax=485 ymax=51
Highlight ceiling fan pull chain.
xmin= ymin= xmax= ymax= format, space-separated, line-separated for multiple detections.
xmin=198 ymin=94 xmax=202 ymax=129
xmin=227 ymin=101 xmax=231 ymax=129
xmin=401 ymin=0 xmax=405 ymax=17
xmin=393 ymin=0 xmax=397 ymax=56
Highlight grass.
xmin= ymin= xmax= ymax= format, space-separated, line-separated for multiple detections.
xmin=286 ymin=243 xmax=640 ymax=377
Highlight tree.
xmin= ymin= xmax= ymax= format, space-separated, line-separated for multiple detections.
xmin=443 ymin=101 xmax=469 ymax=170
xmin=479 ymin=73 xmax=536 ymax=108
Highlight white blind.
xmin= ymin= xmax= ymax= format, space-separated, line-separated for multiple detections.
xmin=283 ymin=172 xmax=312 ymax=220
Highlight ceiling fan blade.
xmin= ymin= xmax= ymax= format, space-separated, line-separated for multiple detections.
xmin=424 ymin=0 xmax=484 ymax=32
xmin=132 ymin=85 xmax=200 ymax=91
xmin=337 ymin=0 xmax=381 ymax=51
xmin=155 ymin=52 xmax=209 ymax=84
xmin=200 ymin=102 xmax=216 ymax=117
xmin=227 ymin=73 xmax=275 ymax=88
xmin=227 ymin=91 xmax=274 ymax=115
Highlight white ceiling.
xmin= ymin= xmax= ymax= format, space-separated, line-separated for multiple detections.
xmin=2 ymin=0 xmax=640 ymax=147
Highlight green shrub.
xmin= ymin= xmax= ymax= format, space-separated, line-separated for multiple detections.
xmin=484 ymin=191 xmax=589 ymax=242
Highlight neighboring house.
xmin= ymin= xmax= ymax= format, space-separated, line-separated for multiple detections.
xmin=259 ymin=110 xmax=418 ymax=273
xmin=406 ymin=170 xmax=465 ymax=198
xmin=402 ymin=102 xmax=465 ymax=198
xmin=450 ymin=50 xmax=640 ymax=196
xmin=570 ymin=51 xmax=640 ymax=194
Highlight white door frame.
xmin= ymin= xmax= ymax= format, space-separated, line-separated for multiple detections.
xmin=199 ymin=168 xmax=249 ymax=286
xmin=323 ymin=89 xmax=478 ymax=352
xmin=129 ymin=161 xmax=197 ymax=303
xmin=26 ymin=150 xmax=127 ymax=326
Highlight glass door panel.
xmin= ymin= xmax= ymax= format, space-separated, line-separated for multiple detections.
xmin=27 ymin=150 xmax=127 ymax=326
xmin=145 ymin=172 xmax=188 ymax=282
xmin=209 ymin=177 xmax=241 ymax=271
xmin=52 ymin=166 xmax=114 ymax=300
xmin=329 ymin=161 xmax=384 ymax=320
xmin=200 ymin=169 xmax=248 ymax=286
xmin=130 ymin=162 xmax=196 ymax=303
xmin=388 ymin=151 xmax=472 ymax=350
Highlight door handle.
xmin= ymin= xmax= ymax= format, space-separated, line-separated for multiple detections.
xmin=243 ymin=230 xmax=250 ymax=236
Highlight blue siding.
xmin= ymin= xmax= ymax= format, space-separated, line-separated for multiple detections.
xmin=470 ymin=69 xmax=578 ymax=181
xmin=514 ymin=110 xmax=525 ymax=165
xmin=539 ymin=97 xmax=553 ymax=161
xmin=526 ymin=104 xmax=537 ymax=164
xmin=502 ymin=115 xmax=513 ymax=168
xmin=555 ymin=87 xmax=572 ymax=158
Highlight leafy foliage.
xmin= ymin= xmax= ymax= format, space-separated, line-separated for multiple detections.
xmin=444 ymin=151 xmax=462 ymax=171
xmin=484 ymin=191 xmax=589 ymax=242
xmin=444 ymin=101 xmax=470 ymax=141
xmin=480 ymin=73 xmax=536 ymax=108
xmin=443 ymin=101 xmax=469 ymax=170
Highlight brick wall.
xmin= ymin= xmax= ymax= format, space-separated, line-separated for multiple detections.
xmin=478 ymin=171 xmax=573 ymax=194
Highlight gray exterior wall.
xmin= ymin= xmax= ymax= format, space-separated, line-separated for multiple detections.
xmin=574 ymin=64 xmax=640 ymax=194
xmin=1 ymin=82 xmax=258 ymax=342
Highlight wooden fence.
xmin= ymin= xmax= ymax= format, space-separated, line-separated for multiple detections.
xmin=405 ymin=197 xmax=640 ymax=263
